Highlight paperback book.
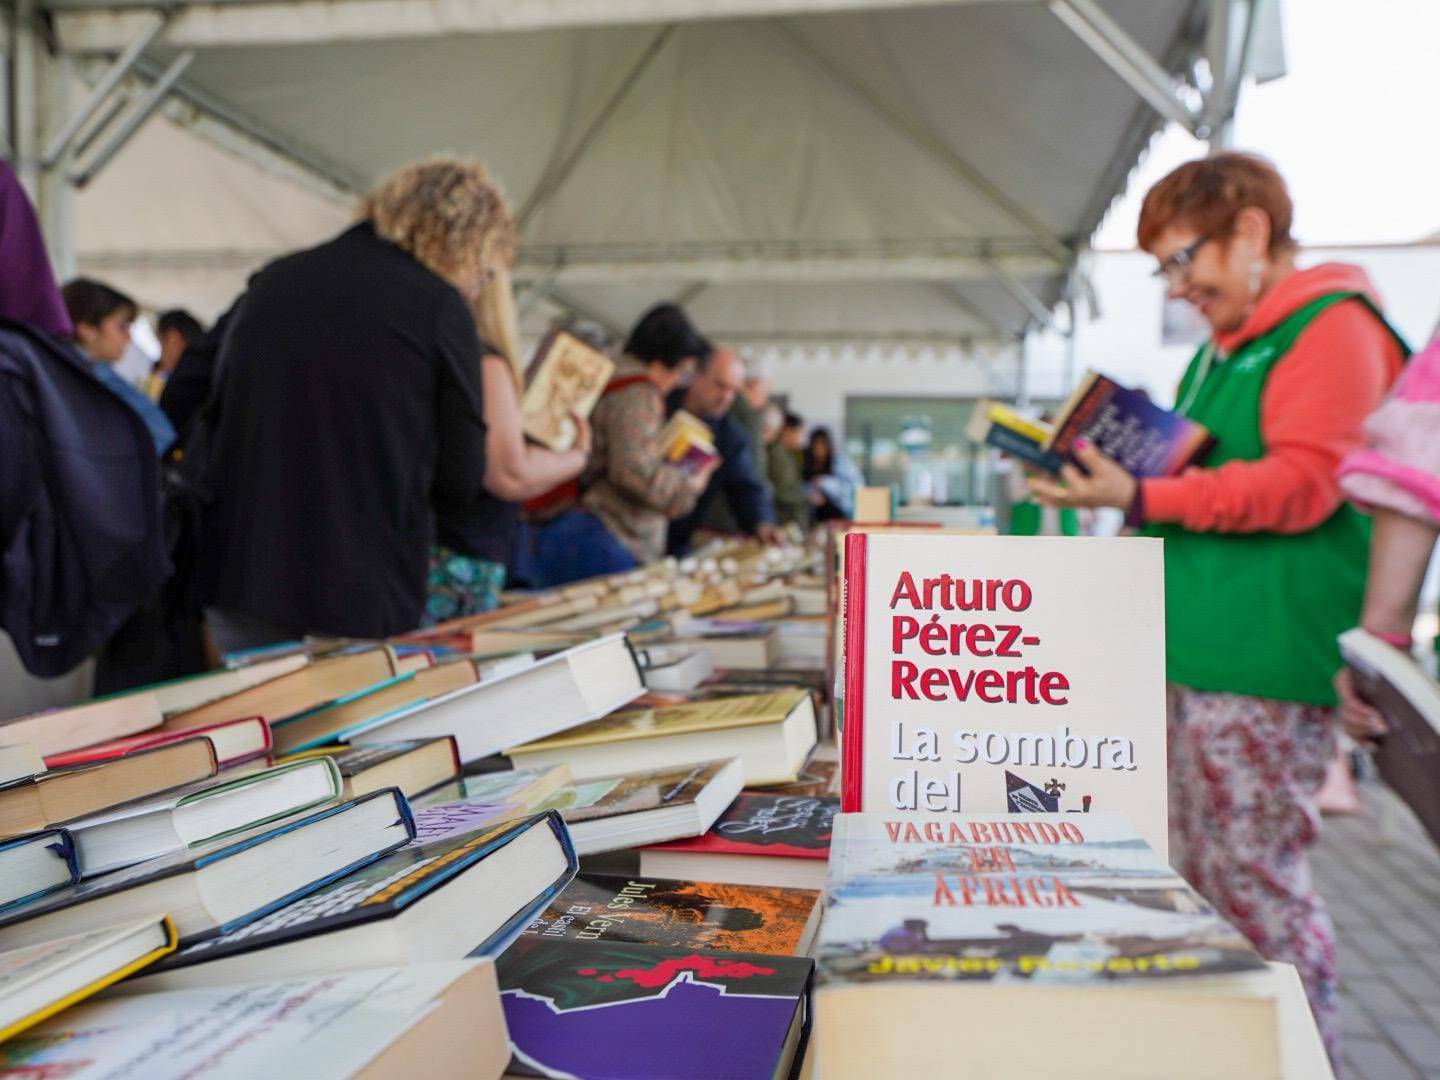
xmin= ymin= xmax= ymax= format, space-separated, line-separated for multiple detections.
xmin=520 ymin=329 xmax=615 ymax=452
xmin=1045 ymin=369 xmax=1215 ymax=478
xmin=643 ymin=792 xmax=835 ymax=890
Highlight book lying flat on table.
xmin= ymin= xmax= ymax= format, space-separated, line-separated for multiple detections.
xmin=534 ymin=759 xmax=744 ymax=856
xmin=0 ymin=747 xmax=43 ymax=788
xmin=507 ymin=689 xmax=817 ymax=786
xmin=350 ymin=634 xmax=644 ymax=764
xmin=520 ymin=328 xmax=615 ymax=452
xmin=815 ymin=811 xmax=1274 ymax=1080
xmin=0 ymin=831 xmax=78 ymax=915
xmin=499 ymin=936 xmax=812 ymax=1080
xmin=525 ymin=871 xmax=821 ymax=956
xmin=127 ymin=652 xmax=310 ymax=716
xmin=65 ymin=756 xmax=343 ymax=877
xmin=409 ymin=763 xmax=571 ymax=815
xmin=1044 ymin=369 xmax=1215 ymax=478
xmin=637 ymin=644 xmax=715 ymax=693
xmin=0 ymin=916 xmax=177 ymax=1044
xmin=270 ymin=659 xmax=480 ymax=755
xmin=128 ymin=813 xmax=577 ymax=992
xmin=44 ymin=715 xmax=271 ymax=772
xmin=283 ymin=738 xmax=460 ymax=800
xmin=0 ymin=789 xmax=414 ymax=950
xmin=0 ymin=692 xmax=163 ymax=758
xmin=643 ymin=792 xmax=836 ymax=891
xmin=668 ymin=624 xmax=779 ymax=669
xmin=658 ymin=409 xmax=720 ymax=475
xmin=0 ymin=737 xmax=218 ymax=840
xmin=1340 ymin=627 xmax=1440 ymax=847
xmin=10 ymin=962 xmax=508 ymax=1080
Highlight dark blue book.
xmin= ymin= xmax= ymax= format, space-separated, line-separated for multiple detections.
xmin=0 ymin=829 xmax=78 ymax=914
xmin=0 ymin=789 xmax=414 ymax=950
xmin=1048 ymin=370 xmax=1215 ymax=478
xmin=137 ymin=812 xmax=578 ymax=987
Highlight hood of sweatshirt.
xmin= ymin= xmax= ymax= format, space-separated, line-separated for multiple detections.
xmin=1216 ymin=261 xmax=1383 ymax=355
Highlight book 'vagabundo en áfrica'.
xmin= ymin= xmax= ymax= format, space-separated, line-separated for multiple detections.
xmin=840 ymin=534 xmax=1168 ymax=855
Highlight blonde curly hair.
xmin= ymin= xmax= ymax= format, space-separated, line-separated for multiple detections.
xmin=358 ymin=158 xmax=516 ymax=293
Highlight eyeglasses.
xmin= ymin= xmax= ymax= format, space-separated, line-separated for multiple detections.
xmin=1153 ymin=235 xmax=1210 ymax=285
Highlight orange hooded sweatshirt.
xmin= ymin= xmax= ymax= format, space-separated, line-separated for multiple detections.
xmin=1140 ymin=262 xmax=1405 ymax=533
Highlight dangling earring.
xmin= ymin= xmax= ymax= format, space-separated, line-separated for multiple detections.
xmin=1247 ymin=260 xmax=1264 ymax=299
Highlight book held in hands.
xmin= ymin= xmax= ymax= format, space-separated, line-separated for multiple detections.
xmin=1045 ymin=369 xmax=1215 ymax=477
xmin=520 ymin=329 xmax=615 ymax=452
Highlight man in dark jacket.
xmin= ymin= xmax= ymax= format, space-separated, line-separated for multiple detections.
xmin=665 ymin=346 xmax=778 ymax=556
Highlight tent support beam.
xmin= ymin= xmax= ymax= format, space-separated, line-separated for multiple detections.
xmin=68 ymin=48 xmax=193 ymax=186
xmin=1048 ymin=0 xmax=1201 ymax=134
xmin=930 ymin=282 xmax=1007 ymax=338
xmin=39 ymin=8 xmax=164 ymax=167
xmin=542 ymin=288 xmax=625 ymax=338
xmin=516 ymin=25 xmax=674 ymax=229
xmin=780 ymin=22 xmax=1073 ymax=269
xmin=988 ymin=259 xmax=1055 ymax=332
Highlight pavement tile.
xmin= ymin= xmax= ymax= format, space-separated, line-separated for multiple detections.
xmin=1344 ymin=1036 xmax=1422 ymax=1080
xmin=1379 ymin=1019 xmax=1440 ymax=1071
xmin=1346 ymin=977 xmax=1423 ymax=1021
xmin=1386 ymin=964 xmax=1440 ymax=1006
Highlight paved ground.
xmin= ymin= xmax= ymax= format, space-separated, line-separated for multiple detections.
xmin=1315 ymin=779 xmax=1440 ymax=1079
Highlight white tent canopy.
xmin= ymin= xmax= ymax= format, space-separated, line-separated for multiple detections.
xmin=21 ymin=0 xmax=1281 ymax=346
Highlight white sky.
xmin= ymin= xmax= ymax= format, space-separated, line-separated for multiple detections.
xmin=1096 ymin=0 xmax=1440 ymax=250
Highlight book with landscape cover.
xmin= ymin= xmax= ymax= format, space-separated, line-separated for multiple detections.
xmin=507 ymin=689 xmax=816 ymax=786
xmin=0 ymin=737 xmax=218 ymax=839
xmin=813 ymin=811 xmax=1278 ymax=1079
xmin=520 ymin=329 xmax=616 ymax=452
xmin=1340 ymin=627 xmax=1440 ymax=846
xmin=522 ymin=871 xmax=821 ymax=956
xmin=643 ymin=792 xmax=836 ymax=890
xmin=0 ymin=916 xmax=177 ymax=1043
xmin=0 ymin=790 xmax=414 ymax=950
xmin=531 ymin=759 xmax=744 ymax=856
xmin=1045 ymin=369 xmax=1215 ymax=478
xmin=840 ymin=531 xmax=1169 ymax=855
xmin=658 ymin=409 xmax=720 ymax=475
xmin=499 ymin=936 xmax=812 ymax=1080
xmin=135 ymin=813 xmax=577 ymax=990
xmin=0 ymin=830 xmax=78 ymax=914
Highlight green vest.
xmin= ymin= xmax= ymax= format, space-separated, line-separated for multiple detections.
xmin=1144 ymin=292 xmax=1409 ymax=706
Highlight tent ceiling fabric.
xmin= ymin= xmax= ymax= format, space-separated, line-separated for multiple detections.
xmin=61 ymin=0 xmax=1208 ymax=343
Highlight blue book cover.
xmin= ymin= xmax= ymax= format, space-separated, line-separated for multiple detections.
xmin=1048 ymin=370 xmax=1215 ymax=478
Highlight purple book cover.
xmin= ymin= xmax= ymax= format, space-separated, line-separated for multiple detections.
xmin=499 ymin=936 xmax=812 ymax=1079
xmin=1049 ymin=373 xmax=1215 ymax=478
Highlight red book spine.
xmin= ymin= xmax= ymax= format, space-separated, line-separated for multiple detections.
xmin=840 ymin=532 xmax=868 ymax=812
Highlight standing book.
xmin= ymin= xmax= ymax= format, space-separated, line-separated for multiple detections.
xmin=1045 ymin=369 xmax=1215 ymax=477
xmin=0 ymin=789 xmax=414 ymax=950
xmin=520 ymin=329 xmax=615 ymax=452
xmin=840 ymin=532 xmax=1169 ymax=855
xmin=815 ymin=811 xmax=1275 ymax=1079
xmin=129 ymin=813 xmax=577 ymax=991
xmin=0 ymin=916 xmax=177 ymax=1043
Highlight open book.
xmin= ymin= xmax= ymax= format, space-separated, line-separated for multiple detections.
xmin=520 ymin=329 xmax=615 ymax=452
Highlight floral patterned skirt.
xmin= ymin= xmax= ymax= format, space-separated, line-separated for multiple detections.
xmin=423 ymin=544 xmax=506 ymax=626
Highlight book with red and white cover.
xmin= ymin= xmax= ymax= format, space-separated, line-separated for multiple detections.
xmin=641 ymin=792 xmax=835 ymax=890
xmin=839 ymin=533 xmax=1168 ymax=855
xmin=44 ymin=717 xmax=271 ymax=772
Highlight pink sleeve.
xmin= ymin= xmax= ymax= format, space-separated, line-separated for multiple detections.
xmin=1142 ymin=302 xmax=1404 ymax=534
xmin=1338 ymin=338 xmax=1440 ymax=525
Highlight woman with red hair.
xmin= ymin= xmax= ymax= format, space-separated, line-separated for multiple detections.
xmin=1031 ymin=153 xmax=1407 ymax=1059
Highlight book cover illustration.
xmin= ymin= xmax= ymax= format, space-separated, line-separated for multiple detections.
xmin=522 ymin=873 xmax=817 ymax=955
xmin=499 ymin=936 xmax=812 ymax=1080
xmin=658 ymin=410 xmax=720 ymax=476
xmin=820 ymin=812 xmax=1264 ymax=988
xmin=158 ymin=814 xmax=575 ymax=970
xmin=521 ymin=330 xmax=615 ymax=452
xmin=1046 ymin=370 xmax=1214 ymax=478
xmin=519 ymin=691 xmax=806 ymax=753
xmin=652 ymin=793 xmax=836 ymax=860
xmin=533 ymin=761 xmax=734 ymax=825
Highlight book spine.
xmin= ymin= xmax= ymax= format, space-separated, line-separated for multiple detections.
xmin=984 ymin=424 xmax=1065 ymax=473
xmin=840 ymin=532 xmax=868 ymax=812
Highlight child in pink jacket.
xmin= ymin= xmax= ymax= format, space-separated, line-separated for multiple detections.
xmin=1335 ymin=328 xmax=1440 ymax=739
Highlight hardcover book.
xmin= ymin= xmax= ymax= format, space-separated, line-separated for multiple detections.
xmin=0 ymin=790 xmax=414 ymax=949
xmin=0 ymin=746 xmax=43 ymax=788
xmin=814 ymin=812 xmax=1278 ymax=1079
xmin=139 ymin=813 xmax=577 ymax=988
xmin=1340 ymin=627 xmax=1440 ymax=846
xmin=520 ymin=329 xmax=615 ymax=452
xmin=1045 ymin=369 xmax=1215 ymax=478
xmin=521 ymin=871 xmax=821 ymax=956
xmin=0 ymin=692 xmax=162 ymax=759
xmin=44 ymin=716 xmax=271 ymax=771
xmin=0 ymin=830 xmax=78 ymax=915
xmin=658 ymin=409 xmax=720 ymax=476
xmin=284 ymin=737 xmax=461 ymax=799
xmin=499 ymin=937 xmax=812 ymax=1080
xmin=507 ymin=689 xmax=816 ymax=786
xmin=840 ymin=532 xmax=1168 ymax=855
xmin=642 ymin=792 xmax=836 ymax=890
